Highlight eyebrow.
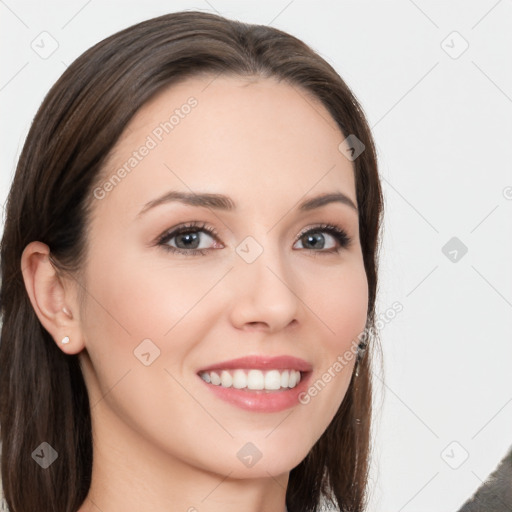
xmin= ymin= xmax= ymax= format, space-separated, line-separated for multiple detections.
xmin=137 ymin=190 xmax=358 ymax=218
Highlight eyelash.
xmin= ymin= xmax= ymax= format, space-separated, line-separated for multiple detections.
xmin=156 ymin=221 xmax=352 ymax=257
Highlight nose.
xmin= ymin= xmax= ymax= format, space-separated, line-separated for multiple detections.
xmin=228 ymin=244 xmax=300 ymax=333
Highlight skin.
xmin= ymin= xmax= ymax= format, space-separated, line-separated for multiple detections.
xmin=21 ymin=75 xmax=368 ymax=512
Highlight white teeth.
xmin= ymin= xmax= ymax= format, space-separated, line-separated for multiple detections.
xmin=247 ymin=369 xmax=264 ymax=390
xmin=220 ymin=370 xmax=232 ymax=388
xmin=265 ymin=370 xmax=282 ymax=390
xmin=199 ymin=369 xmax=303 ymax=390
xmin=210 ymin=371 xmax=221 ymax=385
xmin=232 ymin=369 xmax=246 ymax=389
xmin=280 ymin=370 xmax=289 ymax=388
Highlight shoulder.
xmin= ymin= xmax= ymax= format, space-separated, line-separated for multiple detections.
xmin=456 ymin=445 xmax=512 ymax=511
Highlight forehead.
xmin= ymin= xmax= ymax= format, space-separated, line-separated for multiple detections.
xmin=93 ymin=75 xmax=356 ymax=220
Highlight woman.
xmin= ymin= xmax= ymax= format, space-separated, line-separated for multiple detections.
xmin=0 ymin=11 xmax=383 ymax=512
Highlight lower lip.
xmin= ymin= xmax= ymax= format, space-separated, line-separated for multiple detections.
xmin=198 ymin=372 xmax=312 ymax=413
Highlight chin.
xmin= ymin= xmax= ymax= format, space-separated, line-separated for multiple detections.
xmin=208 ymin=434 xmax=313 ymax=480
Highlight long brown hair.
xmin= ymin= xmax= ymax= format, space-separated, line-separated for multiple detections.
xmin=0 ymin=11 xmax=383 ymax=512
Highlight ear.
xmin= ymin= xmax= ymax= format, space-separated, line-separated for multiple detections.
xmin=20 ymin=241 xmax=85 ymax=355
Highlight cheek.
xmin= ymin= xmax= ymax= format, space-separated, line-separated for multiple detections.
xmin=303 ymin=256 xmax=369 ymax=351
xmin=83 ymin=244 xmax=221 ymax=339
xmin=79 ymin=246 xmax=229 ymax=397
xmin=333 ymin=268 xmax=368 ymax=348
xmin=294 ymin=259 xmax=368 ymax=428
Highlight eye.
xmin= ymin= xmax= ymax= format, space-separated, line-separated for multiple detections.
xmin=293 ymin=224 xmax=352 ymax=254
xmin=157 ymin=221 xmax=220 ymax=256
xmin=156 ymin=221 xmax=352 ymax=256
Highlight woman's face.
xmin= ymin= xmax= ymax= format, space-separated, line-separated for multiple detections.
xmin=77 ymin=75 xmax=368 ymax=478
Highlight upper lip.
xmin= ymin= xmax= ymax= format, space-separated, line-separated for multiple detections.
xmin=197 ymin=355 xmax=313 ymax=373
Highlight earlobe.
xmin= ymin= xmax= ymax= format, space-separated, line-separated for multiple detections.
xmin=20 ymin=241 xmax=85 ymax=354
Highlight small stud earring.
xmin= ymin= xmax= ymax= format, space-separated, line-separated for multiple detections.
xmin=61 ymin=336 xmax=70 ymax=344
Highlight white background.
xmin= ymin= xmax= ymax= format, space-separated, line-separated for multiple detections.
xmin=1 ymin=1 xmax=511 ymax=511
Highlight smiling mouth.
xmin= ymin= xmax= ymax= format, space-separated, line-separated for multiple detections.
xmin=198 ymin=368 xmax=304 ymax=392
